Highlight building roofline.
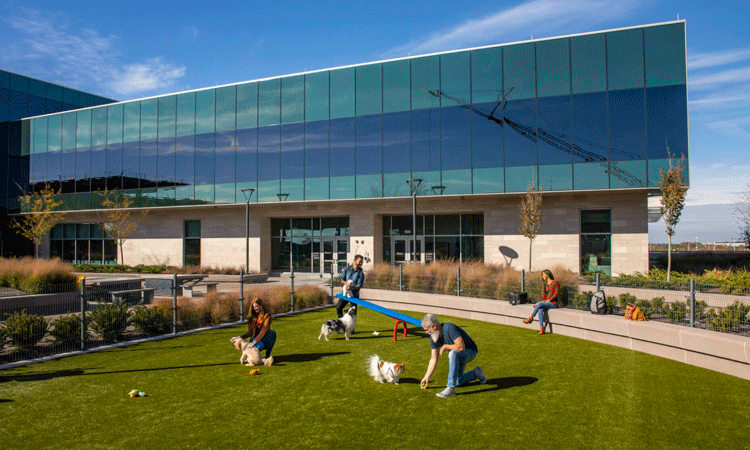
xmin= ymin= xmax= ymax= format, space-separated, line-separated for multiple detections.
xmin=21 ymin=20 xmax=685 ymax=121
xmin=0 ymin=68 xmax=115 ymax=102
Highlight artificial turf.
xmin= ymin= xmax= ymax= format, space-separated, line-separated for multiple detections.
xmin=1 ymin=306 xmax=749 ymax=450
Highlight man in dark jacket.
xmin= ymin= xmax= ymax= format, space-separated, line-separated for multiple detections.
xmin=336 ymin=254 xmax=364 ymax=318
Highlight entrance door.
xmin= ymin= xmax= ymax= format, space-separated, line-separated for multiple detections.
xmin=321 ymin=237 xmax=349 ymax=274
xmin=392 ymin=237 xmax=425 ymax=265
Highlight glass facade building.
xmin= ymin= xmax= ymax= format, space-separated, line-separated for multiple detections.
xmin=19 ymin=22 xmax=688 ymax=211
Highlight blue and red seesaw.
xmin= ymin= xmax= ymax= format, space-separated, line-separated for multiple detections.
xmin=334 ymin=293 xmax=421 ymax=342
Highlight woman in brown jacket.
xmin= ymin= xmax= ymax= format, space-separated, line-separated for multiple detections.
xmin=522 ymin=269 xmax=559 ymax=335
xmin=237 ymin=297 xmax=276 ymax=358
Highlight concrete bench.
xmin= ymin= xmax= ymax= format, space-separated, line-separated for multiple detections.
xmin=182 ymin=282 xmax=218 ymax=298
xmin=110 ymin=288 xmax=155 ymax=304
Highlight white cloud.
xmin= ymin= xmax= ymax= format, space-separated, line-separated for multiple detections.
xmin=2 ymin=7 xmax=185 ymax=99
xmin=689 ymin=66 xmax=750 ymax=90
xmin=688 ymin=47 xmax=750 ymax=70
xmin=689 ymin=91 xmax=750 ymax=110
xmin=383 ymin=0 xmax=640 ymax=57
xmin=681 ymin=163 xmax=750 ymax=206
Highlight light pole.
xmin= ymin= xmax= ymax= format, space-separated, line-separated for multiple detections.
xmin=406 ymin=178 xmax=422 ymax=264
xmin=241 ymin=188 xmax=255 ymax=273
xmin=276 ymin=193 xmax=294 ymax=310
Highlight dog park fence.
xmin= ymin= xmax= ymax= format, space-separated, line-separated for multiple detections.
xmin=0 ymin=271 xmax=306 ymax=365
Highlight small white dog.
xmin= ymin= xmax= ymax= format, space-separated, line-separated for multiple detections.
xmin=367 ymin=354 xmax=405 ymax=384
xmin=318 ymin=305 xmax=357 ymax=341
xmin=230 ymin=336 xmax=274 ymax=366
xmin=342 ymin=279 xmax=355 ymax=298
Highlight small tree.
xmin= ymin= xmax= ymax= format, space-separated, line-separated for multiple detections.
xmin=659 ymin=155 xmax=688 ymax=281
xmin=13 ymin=185 xmax=65 ymax=258
xmin=737 ymin=184 xmax=750 ymax=250
xmin=100 ymin=189 xmax=148 ymax=265
xmin=519 ymin=184 xmax=542 ymax=272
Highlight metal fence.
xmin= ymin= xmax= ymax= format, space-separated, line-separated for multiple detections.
xmin=0 ymin=271 xmax=325 ymax=366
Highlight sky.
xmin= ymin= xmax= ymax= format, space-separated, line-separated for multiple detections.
xmin=1 ymin=0 xmax=748 ymax=244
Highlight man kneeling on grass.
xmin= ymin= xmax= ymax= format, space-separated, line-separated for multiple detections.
xmin=420 ymin=314 xmax=486 ymax=398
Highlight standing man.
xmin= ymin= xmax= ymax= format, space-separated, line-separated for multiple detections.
xmin=336 ymin=254 xmax=365 ymax=318
xmin=420 ymin=313 xmax=486 ymax=398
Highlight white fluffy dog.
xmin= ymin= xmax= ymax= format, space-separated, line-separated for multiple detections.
xmin=342 ymin=279 xmax=355 ymax=298
xmin=318 ymin=305 xmax=357 ymax=341
xmin=367 ymin=354 xmax=405 ymax=384
xmin=230 ymin=336 xmax=273 ymax=366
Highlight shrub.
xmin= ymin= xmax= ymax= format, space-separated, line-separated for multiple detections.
xmin=295 ymin=285 xmax=330 ymax=310
xmin=617 ymin=293 xmax=638 ymax=311
xmin=50 ymin=314 xmax=82 ymax=343
xmin=2 ymin=309 xmax=48 ymax=348
xmin=88 ymin=301 xmax=130 ymax=342
xmin=571 ymin=291 xmax=593 ymax=310
xmin=666 ymin=301 xmax=688 ymax=323
xmin=706 ymin=302 xmax=749 ymax=333
xmin=131 ymin=306 xmax=171 ymax=336
xmin=0 ymin=257 xmax=76 ymax=293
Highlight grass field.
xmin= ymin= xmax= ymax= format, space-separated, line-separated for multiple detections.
xmin=2 ymin=306 xmax=749 ymax=450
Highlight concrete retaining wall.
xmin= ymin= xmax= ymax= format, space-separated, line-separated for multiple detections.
xmin=361 ymin=288 xmax=750 ymax=380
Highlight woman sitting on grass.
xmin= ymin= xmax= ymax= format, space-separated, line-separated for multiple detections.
xmin=522 ymin=269 xmax=559 ymax=335
xmin=239 ymin=297 xmax=276 ymax=358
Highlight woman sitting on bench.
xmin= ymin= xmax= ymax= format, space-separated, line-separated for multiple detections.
xmin=522 ymin=269 xmax=559 ymax=335
xmin=238 ymin=298 xmax=276 ymax=358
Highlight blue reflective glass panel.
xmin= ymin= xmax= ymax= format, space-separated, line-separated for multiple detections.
xmin=411 ymin=108 xmax=440 ymax=172
xmin=472 ymin=102 xmax=503 ymax=168
xmin=90 ymin=145 xmax=107 ymax=191
xmin=537 ymin=95 xmax=572 ymax=165
xmin=32 ymin=117 xmax=47 ymax=154
xmin=280 ymin=123 xmax=303 ymax=179
xmin=505 ymin=165 xmax=536 ymax=192
xmin=441 ymin=51 xmax=470 ymax=106
xmin=258 ymin=126 xmax=280 ymax=181
xmin=236 ymin=128 xmax=257 ymax=183
xmin=30 ymin=153 xmax=45 ymax=191
xmin=157 ymin=137 xmax=176 ymax=187
xmin=473 ymin=167 xmax=503 ymax=194
xmin=176 ymin=92 xmax=196 ymax=137
xmin=571 ymin=92 xmax=608 ymax=162
xmin=607 ymin=29 xmax=644 ymax=91
xmin=536 ymin=39 xmax=570 ymax=97
xmin=158 ymin=96 xmax=176 ymax=139
xmin=646 ymin=84 xmax=687 ymax=160
xmin=62 ymin=112 xmax=76 ymax=151
xmin=356 ymin=64 xmax=382 ymax=116
xmin=48 ymin=114 xmax=62 ymax=152
xmin=75 ymin=147 xmax=91 ymax=192
xmin=46 ymin=150 xmax=61 ymax=190
xmin=504 ymin=99 xmax=537 ymax=166
xmin=139 ymin=139 xmax=157 ymax=188
xmin=383 ymin=60 xmax=410 ymax=113
xmin=215 ymin=131 xmax=235 ymax=201
xmin=610 ymin=160 xmax=646 ymax=188
xmin=574 ymin=162 xmax=608 ymax=190
xmin=106 ymin=143 xmax=123 ymax=190
xmin=571 ymin=33 xmax=606 ymax=94
xmin=609 ymin=88 xmax=646 ymax=161
xmin=195 ymin=133 xmax=215 ymax=186
xmin=305 ymin=120 xmax=329 ymax=179
xmin=305 ymin=72 xmax=329 ymax=122
xmin=281 ymin=76 xmax=304 ymax=124
xmin=196 ymin=90 xmax=216 ymax=134
xmin=411 ymin=55 xmax=439 ymax=110
xmin=140 ymin=99 xmax=158 ymax=142
xmin=124 ymin=102 xmax=140 ymax=143
xmin=237 ymin=83 xmax=258 ymax=129
xmin=329 ymin=118 xmax=355 ymax=176
xmin=539 ymin=163 xmax=571 ymax=191
xmin=175 ymin=135 xmax=195 ymax=189
xmin=356 ymin=115 xmax=382 ymax=175
xmin=122 ymin=141 xmax=139 ymax=189
xmin=441 ymin=106 xmax=471 ymax=170
xmin=383 ymin=111 xmax=410 ymax=174
xmin=259 ymin=80 xmax=280 ymax=127
xmin=330 ymin=68 xmax=355 ymax=119
xmin=215 ymin=86 xmax=236 ymax=133
xmin=503 ymin=43 xmax=535 ymax=100
xmin=645 ymin=23 xmax=686 ymax=88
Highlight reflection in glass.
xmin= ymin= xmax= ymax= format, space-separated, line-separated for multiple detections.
xmin=258 ymin=126 xmax=280 ymax=181
xmin=536 ymin=39 xmax=570 ymax=97
xmin=305 ymin=72 xmax=329 ymax=122
xmin=646 ymin=85 xmax=687 ymax=160
xmin=158 ymin=96 xmax=176 ymax=139
xmin=215 ymin=86 xmax=236 ymax=133
xmin=571 ymin=33 xmax=606 ymax=94
xmin=503 ymin=43 xmax=535 ymax=100
xmin=329 ymin=118 xmax=355 ymax=176
xmin=609 ymin=88 xmax=646 ymax=161
xmin=412 ymin=108 xmax=440 ymax=172
xmin=259 ymin=79 xmax=280 ymax=127
xmin=383 ymin=59 xmax=410 ymax=113
xmin=281 ymin=76 xmax=304 ymax=124
xmin=571 ymin=92 xmax=608 ymax=162
xmin=644 ymin=23 xmax=686 ymax=88
xmin=355 ymin=115 xmax=382 ymax=175
xmin=607 ymin=28 xmax=644 ymax=91
xmin=236 ymin=128 xmax=257 ymax=185
xmin=281 ymin=123 xmax=304 ymax=181
xmin=356 ymin=64 xmax=382 ymax=116
xmin=441 ymin=106 xmax=471 ymax=170
xmin=504 ymin=99 xmax=537 ymax=166
xmin=537 ymin=95 xmax=571 ymax=165
xmin=411 ymin=55 xmax=439 ymax=110
xmin=580 ymin=234 xmax=611 ymax=275
xmin=441 ymin=51 xmax=470 ymax=106
xmin=330 ymin=68 xmax=355 ymax=119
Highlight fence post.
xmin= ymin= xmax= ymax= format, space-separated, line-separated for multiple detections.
xmin=399 ymin=264 xmax=403 ymax=291
xmin=330 ymin=262 xmax=335 ymax=299
xmin=172 ymin=273 xmax=178 ymax=334
xmin=521 ymin=269 xmax=525 ymax=293
xmin=596 ymin=273 xmax=600 ymax=292
xmin=456 ymin=266 xmax=461 ymax=296
xmin=290 ymin=260 xmax=295 ymax=312
xmin=240 ymin=268 xmax=245 ymax=319
xmin=690 ymin=278 xmax=696 ymax=328
xmin=80 ymin=277 xmax=86 ymax=350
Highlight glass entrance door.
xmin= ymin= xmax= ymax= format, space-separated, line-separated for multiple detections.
xmin=392 ymin=237 xmax=424 ymax=265
xmin=321 ymin=237 xmax=349 ymax=274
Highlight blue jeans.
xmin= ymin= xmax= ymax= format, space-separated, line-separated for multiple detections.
xmin=446 ymin=349 xmax=479 ymax=388
xmin=254 ymin=330 xmax=276 ymax=357
xmin=531 ymin=302 xmax=556 ymax=327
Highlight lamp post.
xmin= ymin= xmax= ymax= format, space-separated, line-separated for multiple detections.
xmin=406 ymin=178 xmax=422 ymax=264
xmin=240 ymin=188 xmax=255 ymax=273
xmin=276 ymin=193 xmax=294 ymax=310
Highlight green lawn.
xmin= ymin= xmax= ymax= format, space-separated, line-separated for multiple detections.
xmin=2 ymin=307 xmax=749 ymax=450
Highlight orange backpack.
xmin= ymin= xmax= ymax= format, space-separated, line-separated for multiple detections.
xmin=625 ymin=303 xmax=646 ymax=321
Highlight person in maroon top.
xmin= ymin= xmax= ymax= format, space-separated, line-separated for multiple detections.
xmin=522 ymin=269 xmax=559 ymax=335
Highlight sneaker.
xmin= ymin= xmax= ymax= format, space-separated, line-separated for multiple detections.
xmin=436 ymin=387 xmax=455 ymax=398
xmin=475 ymin=366 xmax=487 ymax=384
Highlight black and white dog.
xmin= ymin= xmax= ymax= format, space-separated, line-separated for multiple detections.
xmin=318 ymin=305 xmax=357 ymax=341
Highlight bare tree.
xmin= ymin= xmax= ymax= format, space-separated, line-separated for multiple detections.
xmin=13 ymin=185 xmax=65 ymax=258
xmin=737 ymin=184 xmax=750 ymax=249
xmin=519 ymin=184 xmax=542 ymax=272
xmin=100 ymin=189 xmax=148 ymax=265
xmin=659 ymin=155 xmax=688 ymax=281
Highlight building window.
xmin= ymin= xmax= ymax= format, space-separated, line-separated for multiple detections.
xmin=271 ymin=217 xmax=349 ymax=273
xmin=382 ymin=214 xmax=484 ymax=264
xmin=184 ymin=220 xmax=201 ymax=266
xmin=49 ymin=223 xmax=116 ymax=264
xmin=580 ymin=210 xmax=611 ymax=275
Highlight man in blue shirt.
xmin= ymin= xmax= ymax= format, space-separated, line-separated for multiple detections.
xmin=336 ymin=254 xmax=365 ymax=318
xmin=420 ymin=313 xmax=486 ymax=398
